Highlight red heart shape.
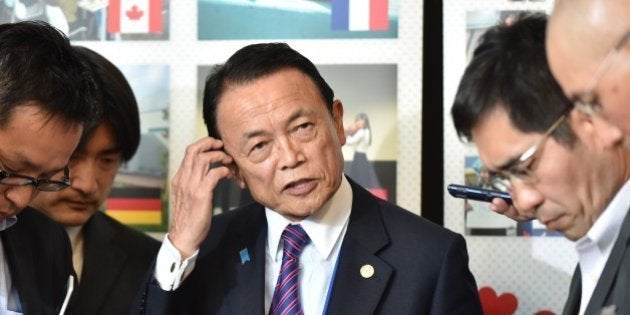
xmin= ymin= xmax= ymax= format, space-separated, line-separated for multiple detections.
xmin=478 ymin=286 xmax=518 ymax=315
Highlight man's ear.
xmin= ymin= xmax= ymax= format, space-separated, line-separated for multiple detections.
xmin=570 ymin=108 xmax=624 ymax=149
xmin=230 ymin=163 xmax=247 ymax=189
xmin=332 ymin=99 xmax=346 ymax=146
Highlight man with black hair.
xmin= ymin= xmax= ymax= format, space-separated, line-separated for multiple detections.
xmin=0 ymin=21 xmax=96 ymax=314
xmin=452 ymin=13 xmax=630 ymax=314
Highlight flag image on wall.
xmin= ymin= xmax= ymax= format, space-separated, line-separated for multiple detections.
xmin=107 ymin=0 xmax=163 ymax=34
xmin=331 ymin=0 xmax=388 ymax=31
xmin=105 ymin=187 xmax=163 ymax=226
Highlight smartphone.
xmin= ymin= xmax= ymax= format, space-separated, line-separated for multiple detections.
xmin=447 ymin=183 xmax=512 ymax=205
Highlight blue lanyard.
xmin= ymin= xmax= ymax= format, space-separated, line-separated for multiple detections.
xmin=322 ymin=248 xmax=342 ymax=315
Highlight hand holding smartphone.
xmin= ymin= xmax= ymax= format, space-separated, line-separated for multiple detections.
xmin=447 ymin=183 xmax=512 ymax=205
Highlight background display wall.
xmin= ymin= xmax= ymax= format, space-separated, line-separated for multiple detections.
xmin=62 ymin=0 xmax=422 ymax=233
xmin=444 ymin=0 xmax=577 ymax=313
xmin=1 ymin=0 xmax=583 ymax=313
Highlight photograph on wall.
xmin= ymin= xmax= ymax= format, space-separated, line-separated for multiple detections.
xmin=466 ymin=10 xmax=530 ymax=63
xmin=104 ymin=64 xmax=169 ymax=231
xmin=0 ymin=0 xmax=169 ymax=41
xmin=463 ymin=156 xmax=562 ymax=237
xmin=196 ymin=64 xmax=398 ymax=213
xmin=197 ymin=0 xmax=398 ymax=40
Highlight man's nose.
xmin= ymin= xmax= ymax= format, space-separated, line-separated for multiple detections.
xmin=5 ymin=185 xmax=38 ymax=211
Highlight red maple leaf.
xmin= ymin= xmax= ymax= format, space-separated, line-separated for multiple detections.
xmin=126 ymin=5 xmax=144 ymax=21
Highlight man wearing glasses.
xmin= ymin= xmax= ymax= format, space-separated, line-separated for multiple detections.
xmin=451 ymin=13 xmax=630 ymax=314
xmin=0 ymin=21 xmax=96 ymax=313
xmin=547 ymin=0 xmax=630 ymax=141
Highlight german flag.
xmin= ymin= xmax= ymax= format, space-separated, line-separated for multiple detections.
xmin=105 ymin=187 xmax=163 ymax=226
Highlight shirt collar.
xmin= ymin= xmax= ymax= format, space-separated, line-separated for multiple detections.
xmin=577 ymin=180 xmax=630 ymax=253
xmin=266 ymin=176 xmax=353 ymax=262
xmin=0 ymin=216 xmax=17 ymax=232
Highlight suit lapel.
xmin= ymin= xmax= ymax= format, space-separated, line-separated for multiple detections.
xmin=78 ymin=213 xmax=127 ymax=313
xmin=584 ymin=208 xmax=630 ymax=314
xmin=1 ymin=222 xmax=40 ymax=314
xmin=327 ymin=181 xmax=392 ymax=314
xmin=224 ymin=206 xmax=267 ymax=314
xmin=563 ymin=265 xmax=582 ymax=315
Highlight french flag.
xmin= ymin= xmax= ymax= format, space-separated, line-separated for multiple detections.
xmin=107 ymin=0 xmax=163 ymax=34
xmin=331 ymin=0 xmax=389 ymax=31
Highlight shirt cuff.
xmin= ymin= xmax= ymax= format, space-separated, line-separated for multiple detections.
xmin=154 ymin=234 xmax=199 ymax=291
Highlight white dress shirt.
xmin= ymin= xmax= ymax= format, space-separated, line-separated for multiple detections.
xmin=154 ymin=176 xmax=353 ymax=315
xmin=0 ymin=216 xmax=22 ymax=314
xmin=575 ymin=180 xmax=630 ymax=315
xmin=264 ymin=176 xmax=351 ymax=314
xmin=65 ymin=225 xmax=85 ymax=282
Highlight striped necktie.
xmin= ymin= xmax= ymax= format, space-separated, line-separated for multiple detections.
xmin=269 ymin=224 xmax=311 ymax=315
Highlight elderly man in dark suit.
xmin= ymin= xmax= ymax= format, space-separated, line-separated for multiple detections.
xmin=134 ymin=43 xmax=482 ymax=314
xmin=0 ymin=21 xmax=96 ymax=314
xmin=452 ymin=13 xmax=630 ymax=315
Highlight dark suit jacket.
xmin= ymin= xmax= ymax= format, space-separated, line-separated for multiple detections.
xmin=75 ymin=211 xmax=160 ymax=315
xmin=0 ymin=207 xmax=74 ymax=315
xmin=563 ymin=207 xmax=630 ymax=315
xmin=136 ymin=179 xmax=482 ymax=314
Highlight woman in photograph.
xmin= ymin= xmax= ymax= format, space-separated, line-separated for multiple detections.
xmin=345 ymin=112 xmax=383 ymax=191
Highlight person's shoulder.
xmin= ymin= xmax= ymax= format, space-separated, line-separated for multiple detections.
xmin=15 ymin=207 xmax=66 ymax=236
xmin=350 ymin=182 xmax=461 ymax=242
xmin=381 ymin=201 xmax=459 ymax=239
xmin=212 ymin=202 xmax=265 ymax=226
xmin=92 ymin=211 xmax=160 ymax=249
xmin=9 ymin=207 xmax=71 ymax=265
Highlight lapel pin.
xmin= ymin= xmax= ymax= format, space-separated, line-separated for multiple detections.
xmin=360 ymin=264 xmax=375 ymax=279
xmin=239 ymin=248 xmax=250 ymax=265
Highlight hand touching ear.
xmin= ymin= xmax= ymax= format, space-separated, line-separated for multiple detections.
xmin=169 ymin=137 xmax=235 ymax=259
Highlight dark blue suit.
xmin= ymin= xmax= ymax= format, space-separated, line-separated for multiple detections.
xmin=136 ymin=178 xmax=482 ymax=314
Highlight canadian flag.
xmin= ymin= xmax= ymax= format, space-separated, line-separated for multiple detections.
xmin=107 ymin=0 xmax=163 ymax=34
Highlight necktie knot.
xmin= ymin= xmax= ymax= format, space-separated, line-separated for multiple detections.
xmin=282 ymin=224 xmax=310 ymax=259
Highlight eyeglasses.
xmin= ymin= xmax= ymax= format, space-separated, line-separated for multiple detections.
xmin=486 ymin=114 xmax=567 ymax=192
xmin=0 ymin=166 xmax=71 ymax=192
xmin=571 ymin=30 xmax=630 ymax=115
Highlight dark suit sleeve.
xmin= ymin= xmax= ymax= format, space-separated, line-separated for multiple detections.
xmin=430 ymin=234 xmax=483 ymax=314
xmin=132 ymin=267 xmax=179 ymax=315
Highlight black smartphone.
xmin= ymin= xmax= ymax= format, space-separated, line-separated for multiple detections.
xmin=447 ymin=183 xmax=512 ymax=205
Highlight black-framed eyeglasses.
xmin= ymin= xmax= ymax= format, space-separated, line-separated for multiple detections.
xmin=0 ymin=166 xmax=71 ymax=192
xmin=486 ymin=114 xmax=567 ymax=192
xmin=571 ymin=30 xmax=630 ymax=115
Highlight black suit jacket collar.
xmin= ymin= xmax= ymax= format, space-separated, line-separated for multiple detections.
xmin=2 ymin=219 xmax=40 ymax=314
xmin=220 ymin=205 xmax=267 ymax=314
xmin=326 ymin=180 xmax=392 ymax=314
xmin=0 ymin=207 xmax=72 ymax=315
xmin=564 ymin=207 xmax=630 ymax=315
xmin=77 ymin=212 xmax=129 ymax=313
xmin=585 ymin=207 xmax=630 ymax=314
